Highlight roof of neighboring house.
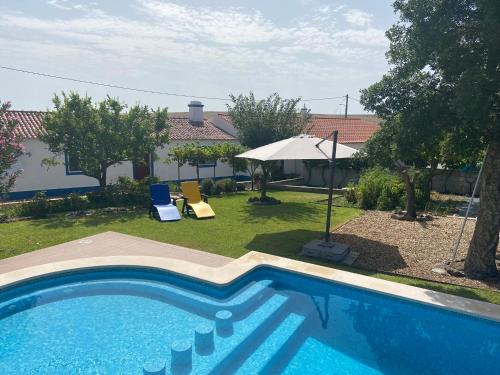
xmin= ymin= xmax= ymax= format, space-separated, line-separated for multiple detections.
xmin=4 ymin=111 xmax=235 ymax=141
xmin=216 ymin=113 xmax=380 ymax=144
xmin=168 ymin=117 xmax=235 ymax=140
xmin=4 ymin=110 xmax=46 ymax=139
xmin=304 ymin=117 xmax=380 ymax=144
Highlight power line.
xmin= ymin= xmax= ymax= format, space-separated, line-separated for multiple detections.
xmin=0 ymin=64 xmax=359 ymax=103
xmin=0 ymin=65 xmax=230 ymax=101
xmin=302 ymin=96 xmax=345 ymax=102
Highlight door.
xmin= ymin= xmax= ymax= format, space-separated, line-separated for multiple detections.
xmin=133 ymin=154 xmax=151 ymax=180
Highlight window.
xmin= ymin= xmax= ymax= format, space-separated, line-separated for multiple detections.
xmin=65 ymin=151 xmax=83 ymax=175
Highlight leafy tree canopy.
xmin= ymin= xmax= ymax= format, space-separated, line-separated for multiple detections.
xmin=227 ymin=92 xmax=308 ymax=199
xmin=227 ymin=92 xmax=309 ymax=149
xmin=361 ymin=0 xmax=500 ymax=278
xmin=41 ymin=92 xmax=169 ymax=190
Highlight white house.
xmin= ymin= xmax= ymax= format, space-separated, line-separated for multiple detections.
xmin=5 ymin=101 xmax=242 ymax=200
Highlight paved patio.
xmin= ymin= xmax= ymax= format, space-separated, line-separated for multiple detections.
xmin=0 ymin=231 xmax=233 ymax=274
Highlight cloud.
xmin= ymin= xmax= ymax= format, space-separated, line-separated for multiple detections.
xmin=343 ymin=9 xmax=373 ymax=27
xmin=0 ymin=1 xmax=387 ymax=82
xmin=47 ymin=0 xmax=97 ymax=11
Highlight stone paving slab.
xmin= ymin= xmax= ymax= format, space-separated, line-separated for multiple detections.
xmin=0 ymin=231 xmax=233 ymax=274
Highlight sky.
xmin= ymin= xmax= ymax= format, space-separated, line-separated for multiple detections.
xmin=0 ymin=0 xmax=397 ymax=114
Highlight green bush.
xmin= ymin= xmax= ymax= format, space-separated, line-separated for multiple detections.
xmin=201 ymin=179 xmax=215 ymax=196
xmin=356 ymin=168 xmax=405 ymax=210
xmin=92 ymin=176 xmax=159 ymax=207
xmin=26 ymin=191 xmax=50 ymax=218
xmin=344 ymin=183 xmax=357 ymax=204
xmin=215 ymin=180 xmax=225 ymax=195
xmin=0 ymin=212 xmax=9 ymax=223
xmin=63 ymin=193 xmax=89 ymax=211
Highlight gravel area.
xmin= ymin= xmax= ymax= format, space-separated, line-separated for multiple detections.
xmin=333 ymin=211 xmax=500 ymax=290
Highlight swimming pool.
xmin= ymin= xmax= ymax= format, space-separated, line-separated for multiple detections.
xmin=0 ymin=266 xmax=498 ymax=374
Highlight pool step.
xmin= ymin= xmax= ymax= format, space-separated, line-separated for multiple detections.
xmin=199 ymin=293 xmax=290 ymax=374
xmin=234 ymin=312 xmax=306 ymax=374
xmin=0 ymin=279 xmax=274 ymax=319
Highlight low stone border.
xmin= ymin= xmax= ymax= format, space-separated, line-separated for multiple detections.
xmin=0 ymin=237 xmax=499 ymax=322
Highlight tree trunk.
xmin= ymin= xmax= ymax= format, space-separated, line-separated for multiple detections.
xmin=402 ymin=171 xmax=417 ymax=219
xmin=464 ymin=142 xmax=500 ymax=280
xmin=99 ymin=163 xmax=107 ymax=192
xmin=177 ymin=162 xmax=181 ymax=189
xmin=196 ymin=165 xmax=200 ymax=182
xmin=260 ymin=163 xmax=270 ymax=199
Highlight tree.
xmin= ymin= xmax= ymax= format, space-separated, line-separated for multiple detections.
xmin=41 ymin=93 xmax=169 ymax=191
xmin=362 ymin=0 xmax=500 ymax=279
xmin=216 ymin=142 xmax=247 ymax=179
xmin=360 ymin=72 xmax=450 ymax=218
xmin=0 ymin=101 xmax=24 ymax=197
xmin=168 ymin=144 xmax=189 ymax=184
xmin=227 ymin=92 xmax=309 ymax=199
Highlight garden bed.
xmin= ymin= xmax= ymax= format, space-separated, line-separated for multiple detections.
xmin=333 ymin=211 xmax=500 ymax=290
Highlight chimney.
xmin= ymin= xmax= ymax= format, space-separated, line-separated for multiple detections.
xmin=188 ymin=100 xmax=204 ymax=123
xmin=300 ymin=104 xmax=309 ymax=118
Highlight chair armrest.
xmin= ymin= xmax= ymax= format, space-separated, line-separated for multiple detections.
xmin=201 ymin=194 xmax=208 ymax=203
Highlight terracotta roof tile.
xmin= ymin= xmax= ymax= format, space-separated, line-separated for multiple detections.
xmin=304 ymin=117 xmax=380 ymax=144
xmin=217 ymin=114 xmax=379 ymax=144
xmin=5 ymin=111 xmax=235 ymax=141
xmin=4 ymin=111 xmax=46 ymax=139
xmin=168 ymin=117 xmax=235 ymax=140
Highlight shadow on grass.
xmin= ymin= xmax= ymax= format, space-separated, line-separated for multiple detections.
xmin=27 ymin=209 xmax=147 ymax=229
xmin=240 ymin=201 xmax=324 ymax=224
xmin=245 ymin=229 xmax=324 ymax=257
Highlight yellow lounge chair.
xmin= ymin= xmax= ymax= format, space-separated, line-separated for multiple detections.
xmin=180 ymin=181 xmax=215 ymax=219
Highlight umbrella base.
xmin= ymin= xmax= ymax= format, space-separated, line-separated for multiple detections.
xmin=300 ymin=240 xmax=357 ymax=265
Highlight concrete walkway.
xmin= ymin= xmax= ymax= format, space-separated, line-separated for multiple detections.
xmin=0 ymin=231 xmax=233 ymax=274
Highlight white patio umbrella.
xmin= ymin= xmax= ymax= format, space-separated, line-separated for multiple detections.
xmin=235 ymin=134 xmax=357 ymax=161
xmin=237 ymin=132 xmax=357 ymax=250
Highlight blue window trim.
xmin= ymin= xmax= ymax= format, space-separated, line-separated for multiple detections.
xmin=198 ymin=160 xmax=217 ymax=168
xmin=64 ymin=152 xmax=84 ymax=175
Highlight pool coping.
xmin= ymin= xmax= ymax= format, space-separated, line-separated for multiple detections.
xmin=0 ymin=246 xmax=499 ymax=322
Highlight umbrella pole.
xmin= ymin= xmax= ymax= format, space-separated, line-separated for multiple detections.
xmin=325 ymin=131 xmax=338 ymax=242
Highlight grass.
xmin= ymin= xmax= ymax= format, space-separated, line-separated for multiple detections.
xmin=1 ymin=190 xmax=499 ymax=305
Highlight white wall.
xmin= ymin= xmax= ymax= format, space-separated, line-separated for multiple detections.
xmin=8 ymin=139 xmax=245 ymax=195
xmin=10 ymin=140 xmax=133 ymax=193
xmin=209 ymin=115 xmax=238 ymax=137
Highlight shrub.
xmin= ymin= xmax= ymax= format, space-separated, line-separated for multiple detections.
xmin=0 ymin=212 xmax=9 ymax=223
xmin=86 ymin=176 xmax=159 ymax=208
xmin=356 ymin=168 xmax=405 ymax=210
xmin=63 ymin=193 xmax=89 ymax=211
xmin=215 ymin=180 xmax=225 ymax=195
xmin=201 ymin=179 xmax=215 ymax=196
xmin=344 ymin=183 xmax=357 ymax=204
xmin=26 ymin=191 xmax=49 ymax=218
xmin=236 ymin=182 xmax=247 ymax=191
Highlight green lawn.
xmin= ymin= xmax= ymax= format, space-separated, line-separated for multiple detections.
xmin=1 ymin=190 xmax=499 ymax=305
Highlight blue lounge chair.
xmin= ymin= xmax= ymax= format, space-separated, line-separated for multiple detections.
xmin=149 ymin=184 xmax=181 ymax=222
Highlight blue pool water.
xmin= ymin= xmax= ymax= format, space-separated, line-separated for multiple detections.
xmin=0 ymin=267 xmax=499 ymax=374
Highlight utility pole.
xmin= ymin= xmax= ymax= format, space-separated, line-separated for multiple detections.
xmin=344 ymin=94 xmax=349 ymax=119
